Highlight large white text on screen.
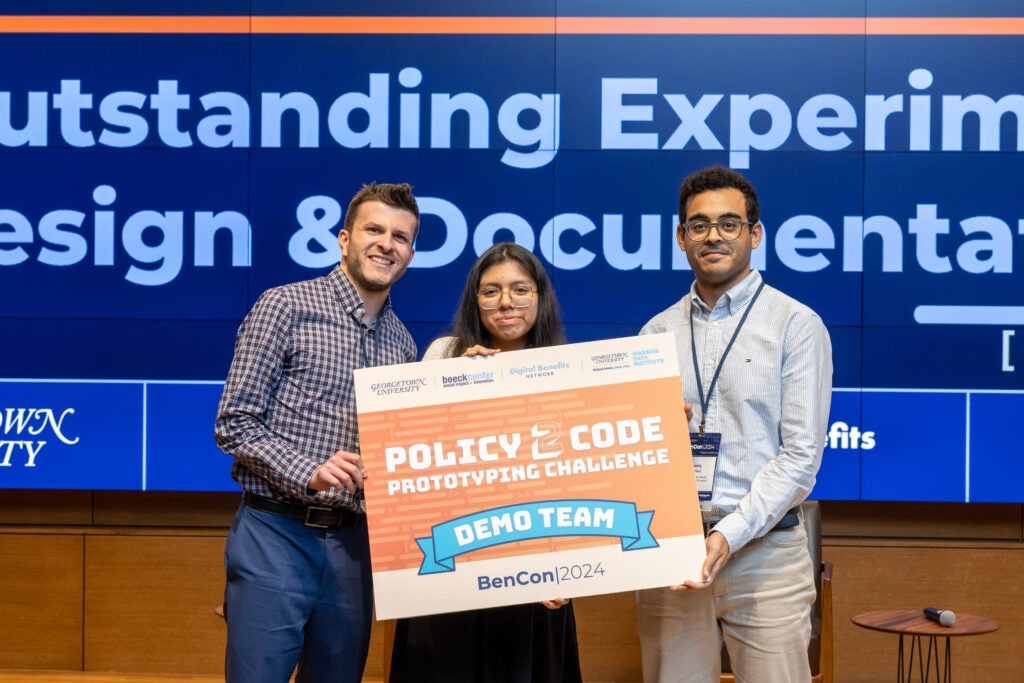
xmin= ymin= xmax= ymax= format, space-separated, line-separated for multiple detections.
xmin=1 ymin=67 xmax=1021 ymax=169
xmin=1 ymin=187 xmax=1021 ymax=284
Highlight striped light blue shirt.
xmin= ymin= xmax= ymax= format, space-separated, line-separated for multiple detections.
xmin=641 ymin=270 xmax=833 ymax=553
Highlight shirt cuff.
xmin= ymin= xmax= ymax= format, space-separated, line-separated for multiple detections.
xmin=712 ymin=513 xmax=753 ymax=554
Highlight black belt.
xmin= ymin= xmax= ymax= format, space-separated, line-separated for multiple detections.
xmin=703 ymin=507 xmax=800 ymax=536
xmin=245 ymin=493 xmax=364 ymax=529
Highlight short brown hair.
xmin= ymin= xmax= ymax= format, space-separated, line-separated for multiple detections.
xmin=343 ymin=182 xmax=420 ymax=236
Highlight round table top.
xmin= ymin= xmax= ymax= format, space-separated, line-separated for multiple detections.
xmin=852 ymin=610 xmax=1000 ymax=637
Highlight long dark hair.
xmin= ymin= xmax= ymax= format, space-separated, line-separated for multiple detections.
xmin=445 ymin=242 xmax=565 ymax=356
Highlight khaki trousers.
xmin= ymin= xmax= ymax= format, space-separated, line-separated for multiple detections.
xmin=637 ymin=522 xmax=815 ymax=683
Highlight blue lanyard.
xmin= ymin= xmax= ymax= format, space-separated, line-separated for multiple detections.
xmin=689 ymin=281 xmax=765 ymax=435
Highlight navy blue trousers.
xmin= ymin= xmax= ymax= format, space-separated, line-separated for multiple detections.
xmin=223 ymin=502 xmax=373 ymax=683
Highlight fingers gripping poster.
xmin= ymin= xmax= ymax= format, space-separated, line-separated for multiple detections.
xmin=355 ymin=333 xmax=704 ymax=619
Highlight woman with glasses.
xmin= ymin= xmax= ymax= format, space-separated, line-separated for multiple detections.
xmin=421 ymin=240 xmax=566 ymax=359
xmin=388 ymin=242 xmax=582 ymax=683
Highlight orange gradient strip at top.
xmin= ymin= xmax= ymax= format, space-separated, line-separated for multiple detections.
xmin=0 ymin=15 xmax=251 ymax=33
xmin=1 ymin=15 xmax=1023 ymax=35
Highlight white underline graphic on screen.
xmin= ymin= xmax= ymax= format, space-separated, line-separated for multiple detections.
xmin=914 ymin=306 xmax=1024 ymax=325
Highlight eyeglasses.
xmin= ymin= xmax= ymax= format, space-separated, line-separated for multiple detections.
xmin=682 ymin=219 xmax=753 ymax=242
xmin=477 ymin=285 xmax=537 ymax=310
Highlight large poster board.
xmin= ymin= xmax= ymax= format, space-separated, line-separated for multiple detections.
xmin=355 ymin=333 xmax=704 ymax=620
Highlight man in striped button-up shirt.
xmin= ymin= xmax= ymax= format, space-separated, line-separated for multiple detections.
xmin=637 ymin=166 xmax=833 ymax=683
xmin=215 ymin=183 xmax=419 ymax=683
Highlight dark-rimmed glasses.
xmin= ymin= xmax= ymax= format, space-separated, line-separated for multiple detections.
xmin=682 ymin=219 xmax=753 ymax=242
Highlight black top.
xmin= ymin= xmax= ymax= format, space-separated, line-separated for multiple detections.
xmin=389 ymin=601 xmax=583 ymax=683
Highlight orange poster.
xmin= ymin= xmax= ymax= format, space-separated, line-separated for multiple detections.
xmin=355 ymin=333 xmax=704 ymax=620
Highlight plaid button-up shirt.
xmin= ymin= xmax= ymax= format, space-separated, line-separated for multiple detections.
xmin=215 ymin=265 xmax=417 ymax=511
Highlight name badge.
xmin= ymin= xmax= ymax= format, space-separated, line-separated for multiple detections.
xmin=690 ymin=432 xmax=721 ymax=514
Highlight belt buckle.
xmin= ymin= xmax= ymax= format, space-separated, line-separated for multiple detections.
xmin=304 ymin=505 xmax=334 ymax=529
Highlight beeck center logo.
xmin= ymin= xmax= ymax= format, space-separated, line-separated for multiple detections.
xmin=441 ymin=371 xmax=496 ymax=388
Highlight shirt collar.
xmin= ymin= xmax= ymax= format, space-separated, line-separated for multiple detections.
xmin=689 ymin=270 xmax=763 ymax=316
xmin=326 ymin=265 xmax=392 ymax=323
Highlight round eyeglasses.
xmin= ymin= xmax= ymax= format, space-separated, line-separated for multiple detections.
xmin=682 ymin=219 xmax=753 ymax=242
xmin=477 ymin=285 xmax=537 ymax=310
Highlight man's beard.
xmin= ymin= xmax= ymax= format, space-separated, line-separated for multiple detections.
xmin=344 ymin=251 xmax=406 ymax=293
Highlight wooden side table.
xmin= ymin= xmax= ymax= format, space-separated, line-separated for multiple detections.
xmin=851 ymin=610 xmax=999 ymax=682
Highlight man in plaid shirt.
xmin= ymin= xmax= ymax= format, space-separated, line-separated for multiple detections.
xmin=215 ymin=182 xmax=419 ymax=683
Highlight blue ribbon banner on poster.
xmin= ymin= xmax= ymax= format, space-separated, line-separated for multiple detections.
xmin=1 ymin=2 xmax=1022 ymax=500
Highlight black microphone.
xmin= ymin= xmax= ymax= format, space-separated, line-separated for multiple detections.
xmin=923 ymin=607 xmax=956 ymax=627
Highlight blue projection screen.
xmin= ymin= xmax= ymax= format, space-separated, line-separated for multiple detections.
xmin=1 ymin=2 xmax=1022 ymax=500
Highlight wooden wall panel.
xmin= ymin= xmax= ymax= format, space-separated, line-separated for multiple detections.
xmin=0 ymin=490 xmax=92 ymax=525
xmin=83 ymin=535 xmax=226 ymax=674
xmin=92 ymin=492 xmax=239 ymax=528
xmin=2 ymin=498 xmax=1023 ymax=682
xmin=822 ymin=501 xmax=1022 ymax=540
xmin=364 ymin=615 xmax=388 ymax=679
xmin=825 ymin=542 xmax=1023 ymax=683
xmin=575 ymin=592 xmax=642 ymax=682
xmin=0 ymin=534 xmax=84 ymax=669
xmin=79 ymin=531 xmax=389 ymax=678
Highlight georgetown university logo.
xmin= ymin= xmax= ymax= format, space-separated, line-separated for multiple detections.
xmin=0 ymin=407 xmax=79 ymax=468
xmin=369 ymin=378 xmax=429 ymax=396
